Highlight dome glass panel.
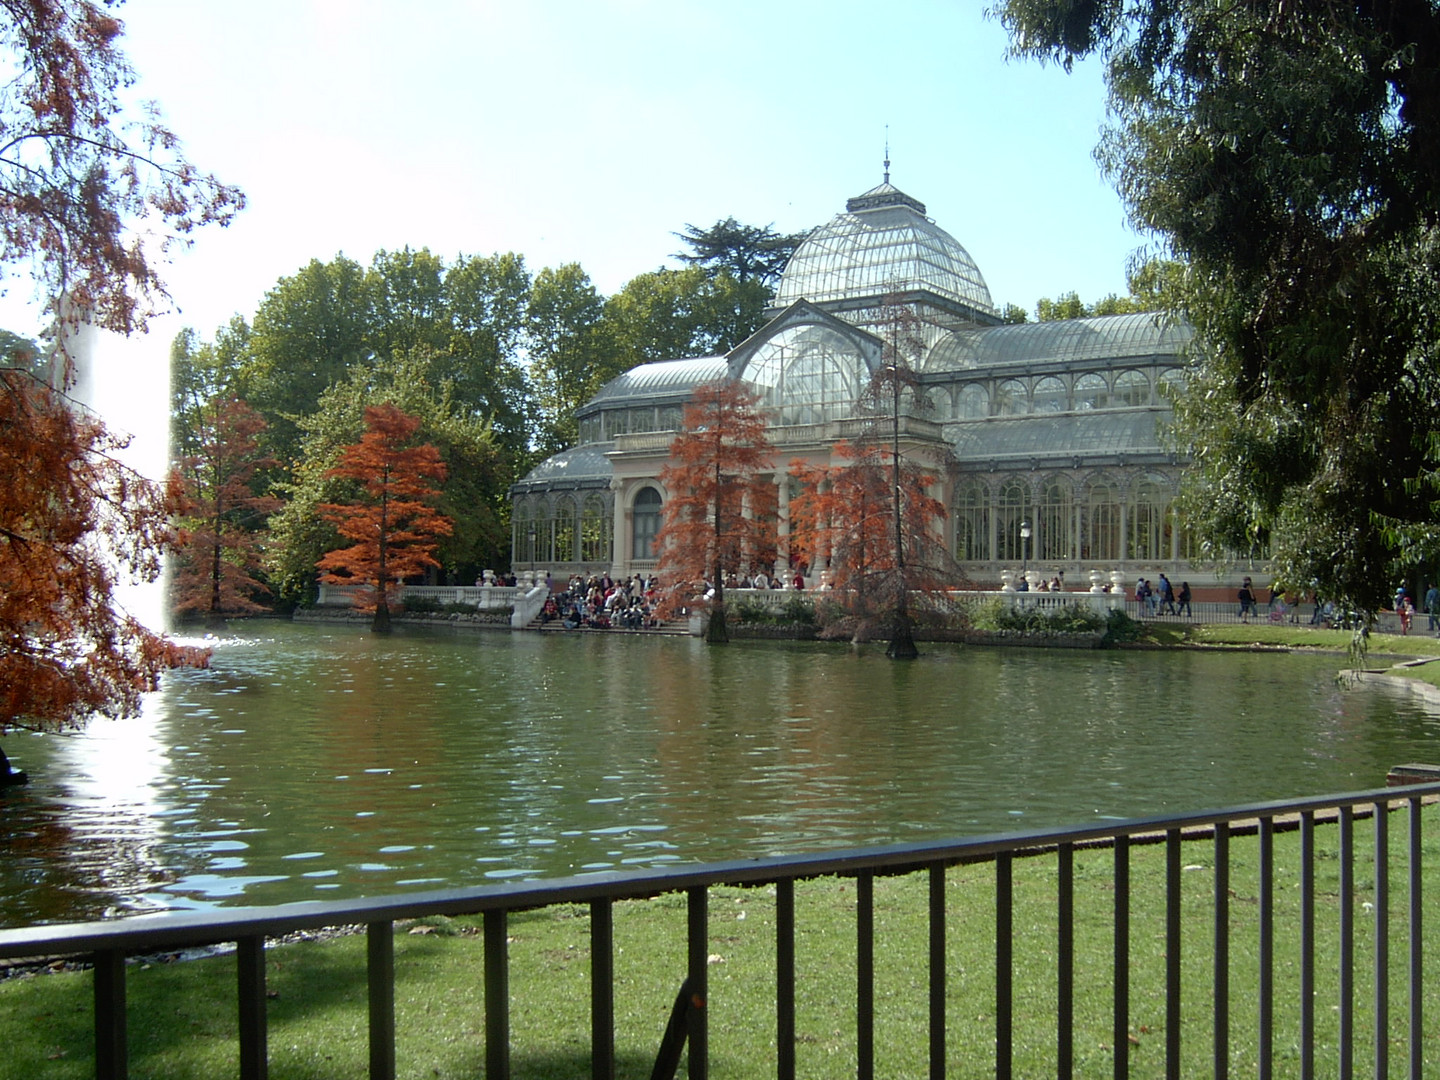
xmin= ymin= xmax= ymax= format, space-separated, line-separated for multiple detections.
xmin=776 ymin=183 xmax=996 ymax=315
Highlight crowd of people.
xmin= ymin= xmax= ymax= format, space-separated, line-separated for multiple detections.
xmin=539 ymin=573 xmax=665 ymax=631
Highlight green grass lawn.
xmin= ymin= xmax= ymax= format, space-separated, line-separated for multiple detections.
xmin=1140 ymin=619 xmax=1440 ymax=660
xmin=4 ymin=806 xmax=1437 ymax=1079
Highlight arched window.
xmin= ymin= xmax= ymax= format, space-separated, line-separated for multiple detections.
xmin=1129 ymin=475 xmax=1172 ymax=561
xmin=954 ymin=479 xmax=990 ymax=561
xmin=1032 ymin=376 xmax=1068 ymax=414
xmin=513 ymin=500 xmax=536 ymax=563
xmin=996 ymin=478 xmax=1032 ymax=563
xmin=581 ymin=493 xmax=610 ymax=563
xmin=632 ymin=487 xmax=662 ymax=560
xmin=1081 ymin=477 xmax=1121 ymax=561
xmin=956 ymin=383 xmax=988 ymax=419
xmin=1115 ymin=370 xmax=1150 ymax=407
xmin=553 ymin=496 xmax=577 ymax=564
xmin=1157 ymin=367 xmax=1186 ymax=403
xmin=995 ymin=379 xmax=1028 ymax=416
xmin=1038 ymin=476 xmax=1074 ymax=562
xmin=1074 ymin=373 xmax=1108 ymax=411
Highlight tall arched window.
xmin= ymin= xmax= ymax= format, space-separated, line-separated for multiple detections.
xmin=1082 ymin=477 xmax=1121 ymax=561
xmin=632 ymin=487 xmax=662 ymax=560
xmin=513 ymin=500 xmax=536 ymax=563
xmin=581 ymin=493 xmax=610 ymax=563
xmin=997 ymin=478 xmax=1032 ymax=563
xmin=1129 ymin=475 xmax=1172 ymax=561
xmin=1038 ymin=476 xmax=1074 ymax=562
xmin=954 ymin=478 xmax=990 ymax=561
xmin=553 ymin=496 xmax=577 ymax=564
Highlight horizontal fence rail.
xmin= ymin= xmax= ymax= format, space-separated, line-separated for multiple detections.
xmin=1 ymin=783 xmax=1434 ymax=1079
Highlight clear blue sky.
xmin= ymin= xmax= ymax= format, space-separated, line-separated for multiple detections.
xmin=77 ymin=0 xmax=1143 ymax=344
xmin=5 ymin=0 xmax=1151 ymax=481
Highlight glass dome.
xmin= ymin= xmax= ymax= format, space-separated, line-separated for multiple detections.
xmin=776 ymin=181 xmax=997 ymax=316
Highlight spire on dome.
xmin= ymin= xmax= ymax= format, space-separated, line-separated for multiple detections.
xmin=884 ymin=125 xmax=890 ymax=184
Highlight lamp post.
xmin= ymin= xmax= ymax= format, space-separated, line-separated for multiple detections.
xmin=1020 ymin=519 xmax=1031 ymax=585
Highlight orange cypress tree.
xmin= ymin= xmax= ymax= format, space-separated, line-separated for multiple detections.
xmin=170 ymin=396 xmax=280 ymax=619
xmin=655 ymin=380 xmax=775 ymax=643
xmin=788 ymin=299 xmax=954 ymax=654
xmin=0 ymin=369 xmax=207 ymax=785
xmin=316 ymin=403 xmax=452 ymax=633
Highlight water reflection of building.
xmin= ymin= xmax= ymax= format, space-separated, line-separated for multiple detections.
xmin=511 ymin=175 xmax=1197 ymax=587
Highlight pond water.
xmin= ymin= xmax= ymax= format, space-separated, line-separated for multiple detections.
xmin=2 ymin=622 xmax=1437 ymax=928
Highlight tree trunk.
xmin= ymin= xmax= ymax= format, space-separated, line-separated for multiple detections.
xmin=372 ymin=598 xmax=392 ymax=634
xmin=886 ymin=590 xmax=918 ymax=659
xmin=0 ymin=743 xmax=28 ymax=787
xmin=707 ymin=560 xmax=729 ymax=644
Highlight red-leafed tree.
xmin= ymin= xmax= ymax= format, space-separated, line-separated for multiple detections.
xmin=169 ymin=396 xmax=280 ymax=620
xmin=789 ymin=298 xmax=954 ymax=656
xmin=655 ymin=380 xmax=775 ymax=643
xmin=0 ymin=367 xmax=208 ymax=784
xmin=789 ymin=440 xmax=950 ymax=649
xmin=0 ymin=4 xmax=239 ymax=785
xmin=317 ymin=403 xmax=452 ymax=633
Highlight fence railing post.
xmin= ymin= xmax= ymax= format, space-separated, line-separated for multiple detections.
xmin=367 ymin=921 xmax=395 ymax=1080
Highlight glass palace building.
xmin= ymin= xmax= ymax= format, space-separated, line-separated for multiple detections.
xmin=510 ymin=177 xmax=1197 ymax=586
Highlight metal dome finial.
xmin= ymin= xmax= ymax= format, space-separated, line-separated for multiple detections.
xmin=883 ymin=125 xmax=890 ymax=184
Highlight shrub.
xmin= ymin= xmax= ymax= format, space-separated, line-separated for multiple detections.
xmin=1102 ymin=608 xmax=1143 ymax=644
xmin=733 ymin=594 xmax=816 ymax=625
xmin=401 ymin=595 xmax=443 ymax=614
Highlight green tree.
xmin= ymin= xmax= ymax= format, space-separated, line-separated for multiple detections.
xmin=1034 ymin=291 xmax=1088 ymax=322
xmin=998 ymin=0 xmax=1440 ymax=613
xmin=603 ymin=265 xmax=770 ymax=366
xmin=170 ymin=317 xmax=252 ymax=464
xmin=441 ymin=252 xmax=533 ymax=457
xmin=366 ymin=247 xmax=448 ymax=357
xmin=265 ymin=352 xmax=508 ymax=605
xmin=527 ymin=263 xmax=619 ymax=457
xmin=673 ymin=217 xmax=808 ymax=288
xmin=244 ymin=255 xmax=373 ymax=469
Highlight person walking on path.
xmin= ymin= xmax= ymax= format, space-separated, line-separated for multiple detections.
xmin=1238 ymin=580 xmax=1256 ymax=622
xmin=1399 ymin=593 xmax=1415 ymax=635
xmin=1426 ymin=584 xmax=1439 ymax=633
xmin=1177 ymin=581 xmax=1192 ymax=618
xmin=1159 ymin=573 xmax=1177 ymax=615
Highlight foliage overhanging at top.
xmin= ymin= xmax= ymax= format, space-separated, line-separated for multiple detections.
xmin=996 ymin=0 xmax=1440 ymax=611
xmin=0 ymin=0 xmax=244 ymax=340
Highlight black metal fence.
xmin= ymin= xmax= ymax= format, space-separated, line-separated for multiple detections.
xmin=1 ymin=783 xmax=1433 ymax=1080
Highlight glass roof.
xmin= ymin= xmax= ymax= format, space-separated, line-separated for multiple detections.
xmin=775 ymin=182 xmax=996 ymax=315
xmin=580 ymin=356 xmax=729 ymax=411
xmin=947 ymin=410 xmax=1167 ymax=460
xmin=514 ymin=442 xmax=615 ymax=488
xmin=925 ymin=313 xmax=1193 ymax=372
